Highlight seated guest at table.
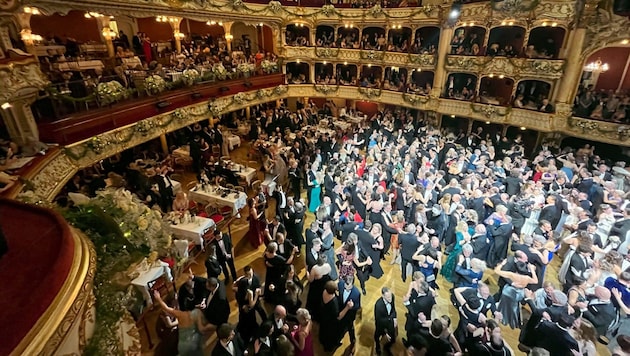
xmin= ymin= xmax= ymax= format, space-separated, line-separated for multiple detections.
xmin=212 ymin=229 xmax=238 ymax=284
xmin=172 ymin=191 xmax=189 ymax=213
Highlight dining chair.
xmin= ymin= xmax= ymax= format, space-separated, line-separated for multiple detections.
xmin=251 ymin=180 xmax=262 ymax=193
xmin=148 ymin=273 xmax=176 ymax=307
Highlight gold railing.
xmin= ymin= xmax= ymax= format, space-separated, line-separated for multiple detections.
xmin=444 ymin=55 xmax=566 ymax=80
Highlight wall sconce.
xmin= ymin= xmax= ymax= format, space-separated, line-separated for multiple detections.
xmin=225 ymin=34 xmax=233 ymax=41
xmin=174 ymin=31 xmax=185 ymax=39
xmin=20 ymin=30 xmax=43 ymax=45
xmin=1 ymin=102 xmax=12 ymax=110
xmin=23 ymin=7 xmax=40 ymax=15
xmin=207 ymin=21 xmax=216 ymax=25
xmin=102 ymin=27 xmax=116 ymax=40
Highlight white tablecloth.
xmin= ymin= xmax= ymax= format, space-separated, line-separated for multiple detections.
xmin=230 ymin=164 xmax=257 ymax=185
xmin=173 ymin=146 xmax=190 ymax=158
xmin=122 ymin=57 xmax=142 ymax=68
xmin=130 ymin=261 xmax=173 ymax=306
xmin=227 ymin=135 xmax=241 ymax=150
xmin=188 ymin=186 xmax=247 ymax=214
xmin=55 ymin=60 xmax=104 ymax=72
xmin=169 ymin=216 xmax=215 ymax=246
xmin=333 ymin=120 xmax=352 ymax=131
xmin=262 ymin=177 xmax=277 ymax=196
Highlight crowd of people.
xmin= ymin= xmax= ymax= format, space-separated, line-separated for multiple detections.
xmin=142 ymin=98 xmax=630 ymax=356
xmin=573 ymin=84 xmax=630 ymax=123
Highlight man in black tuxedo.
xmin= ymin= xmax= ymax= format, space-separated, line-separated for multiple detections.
xmin=205 ymin=245 xmax=223 ymax=279
xmin=288 ymin=160 xmax=302 ymax=200
xmin=211 ymin=323 xmax=245 ymax=356
xmin=334 ymin=213 xmax=359 ymax=243
xmin=485 ymin=206 xmax=513 ymax=268
xmin=234 ymin=266 xmax=267 ymax=321
xmin=611 ymin=207 xmax=630 ymax=239
xmin=306 ymin=238 xmax=321 ymax=272
xmin=305 ymin=221 xmax=320 ymax=251
xmin=408 ymin=281 xmax=435 ymax=319
xmin=268 ymin=305 xmax=291 ymax=340
xmin=202 ymin=277 xmax=230 ymax=332
xmin=583 ymin=286 xmax=617 ymax=336
xmin=265 ymin=215 xmax=286 ymax=243
xmin=470 ymin=224 xmax=490 ymax=260
xmin=399 ymin=224 xmax=420 ymax=282
xmin=177 ymin=272 xmax=208 ymax=311
xmin=564 ymin=244 xmax=592 ymax=292
xmin=530 ymin=313 xmax=580 ymax=356
xmin=539 ymin=195 xmax=561 ymax=230
xmin=348 ymin=233 xmax=373 ymax=295
xmin=369 ymin=201 xmax=400 ymax=258
xmin=212 ymin=230 xmax=238 ymax=284
xmin=374 ymin=287 xmax=397 ymax=356
xmin=338 ymin=276 xmax=362 ymax=346
xmin=323 ymin=167 xmax=335 ymax=198
xmin=273 ymin=186 xmax=287 ymax=221
xmin=276 ymin=232 xmax=297 ymax=264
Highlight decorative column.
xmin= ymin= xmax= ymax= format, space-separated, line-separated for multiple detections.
xmin=13 ymin=7 xmax=40 ymax=57
xmin=159 ymin=134 xmax=168 ymax=155
xmin=97 ymin=17 xmax=117 ymax=58
xmin=0 ymin=58 xmax=49 ymax=146
xmin=431 ymin=25 xmax=454 ymax=97
xmin=246 ymin=106 xmax=251 ymax=119
xmin=555 ymin=28 xmax=586 ymax=104
xmin=223 ymin=22 xmax=234 ymax=52
xmin=169 ymin=17 xmax=184 ymax=53
xmin=308 ymin=63 xmax=315 ymax=84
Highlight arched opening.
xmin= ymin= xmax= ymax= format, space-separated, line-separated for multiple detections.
xmin=361 ymin=27 xmax=387 ymax=50
xmin=387 ymin=27 xmax=412 ymax=52
xmin=506 ymin=126 xmax=538 ymax=155
xmin=285 ymin=24 xmax=310 ymax=46
xmin=444 ymin=73 xmax=477 ymax=100
xmin=451 ymin=26 xmax=486 ymax=56
xmin=471 ymin=121 xmax=504 ymax=144
xmin=409 ymin=70 xmax=434 ymax=94
xmin=359 ymin=65 xmax=383 ymax=88
xmin=315 ymin=62 xmax=335 ymax=84
xmin=229 ymin=22 xmax=258 ymax=56
xmin=526 ymin=27 xmax=566 ymax=59
xmin=486 ymin=26 xmax=525 ymax=57
xmin=478 ymin=76 xmax=514 ymax=106
xmin=315 ymin=25 xmax=335 ymax=47
xmin=574 ymin=46 xmax=630 ymax=120
xmin=412 ymin=26 xmax=440 ymax=54
xmin=336 ymin=63 xmax=358 ymax=85
xmin=286 ymin=62 xmax=310 ymax=83
xmin=383 ymin=67 xmax=408 ymax=91
xmin=336 ymin=27 xmax=360 ymax=49
xmin=514 ymin=80 xmax=552 ymax=111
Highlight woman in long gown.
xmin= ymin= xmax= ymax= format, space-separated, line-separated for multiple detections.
xmin=319 ymin=281 xmax=352 ymax=353
xmin=320 ymin=221 xmax=338 ymax=280
xmin=494 ymin=258 xmax=538 ymax=329
xmin=308 ymin=164 xmax=321 ymax=213
xmin=142 ymin=35 xmax=152 ymax=64
xmin=246 ymin=197 xmax=264 ymax=248
xmin=237 ymin=288 xmax=260 ymax=344
xmin=264 ymin=242 xmax=288 ymax=305
xmin=291 ymin=308 xmax=315 ymax=356
xmin=305 ymin=256 xmax=332 ymax=322
xmin=441 ymin=221 xmax=471 ymax=283
xmin=153 ymin=291 xmax=212 ymax=356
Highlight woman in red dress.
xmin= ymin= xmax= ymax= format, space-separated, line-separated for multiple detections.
xmin=142 ymin=34 xmax=152 ymax=64
xmin=246 ymin=197 xmax=264 ymax=248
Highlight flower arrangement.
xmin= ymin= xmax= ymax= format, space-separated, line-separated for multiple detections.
xmin=237 ymin=63 xmax=255 ymax=74
xmin=144 ymin=74 xmax=167 ymax=95
xmin=261 ymin=60 xmax=278 ymax=74
xmin=60 ymin=188 xmax=172 ymax=355
xmin=182 ymin=68 xmax=200 ymax=86
xmin=212 ymin=63 xmax=228 ymax=80
xmin=96 ymin=81 xmax=128 ymax=106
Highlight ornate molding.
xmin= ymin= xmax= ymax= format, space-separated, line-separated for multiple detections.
xmin=582 ymin=5 xmax=630 ymax=58
xmin=444 ymin=55 xmax=565 ymax=80
xmin=283 ymin=46 xmax=436 ymax=69
xmin=457 ymin=0 xmax=574 ymax=24
xmin=566 ymin=116 xmax=630 ymax=144
xmin=0 ymin=57 xmax=50 ymax=103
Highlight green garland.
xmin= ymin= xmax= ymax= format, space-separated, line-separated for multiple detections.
xmin=470 ymin=102 xmax=511 ymax=118
xmin=360 ymin=48 xmax=386 ymax=61
xmin=313 ymin=83 xmax=340 ymax=94
xmin=444 ymin=56 xmax=565 ymax=77
xmin=358 ymin=87 xmax=381 ymax=98
xmin=408 ymin=53 xmax=436 ymax=66
xmin=402 ymin=92 xmax=430 ymax=105
xmin=314 ymin=46 xmax=341 ymax=59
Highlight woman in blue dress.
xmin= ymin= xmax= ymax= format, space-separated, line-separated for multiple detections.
xmin=307 ymin=163 xmax=321 ymax=213
xmin=441 ymin=221 xmax=471 ymax=283
xmin=494 ymin=259 xmax=538 ymax=329
xmin=154 ymin=291 xmax=212 ymax=356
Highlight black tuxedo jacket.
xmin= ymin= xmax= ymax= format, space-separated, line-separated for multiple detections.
xmin=368 ymin=211 xmax=399 ymax=241
xmin=203 ymin=282 xmax=230 ymax=325
xmin=566 ymin=252 xmax=588 ymax=286
xmin=374 ymin=296 xmax=397 ymax=335
xmin=267 ymin=222 xmax=286 ymax=240
xmin=235 ymin=274 xmax=262 ymax=306
xmin=534 ymin=320 xmax=579 ymax=356
xmin=306 ymin=248 xmax=319 ymax=271
xmin=399 ymin=233 xmax=420 ymax=260
xmin=612 ymin=218 xmax=630 ymax=239
xmin=583 ymin=300 xmax=616 ymax=335
xmin=211 ymin=338 xmax=245 ymax=356
xmin=212 ymin=233 xmax=234 ymax=262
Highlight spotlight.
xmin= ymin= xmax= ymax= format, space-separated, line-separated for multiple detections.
xmin=449 ymin=1 xmax=462 ymax=19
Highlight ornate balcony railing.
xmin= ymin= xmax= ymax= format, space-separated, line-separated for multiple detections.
xmin=284 ymin=46 xmax=437 ymax=70
xmin=444 ymin=55 xmax=566 ymax=79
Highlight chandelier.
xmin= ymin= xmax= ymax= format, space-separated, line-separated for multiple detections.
xmin=584 ymin=58 xmax=610 ymax=73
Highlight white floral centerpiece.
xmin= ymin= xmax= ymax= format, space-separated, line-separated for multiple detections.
xmin=237 ymin=63 xmax=255 ymax=77
xmin=261 ymin=60 xmax=278 ymax=74
xmin=96 ymin=81 xmax=128 ymax=106
xmin=212 ymin=63 xmax=228 ymax=80
xmin=144 ymin=74 xmax=167 ymax=95
xmin=182 ymin=68 xmax=200 ymax=86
